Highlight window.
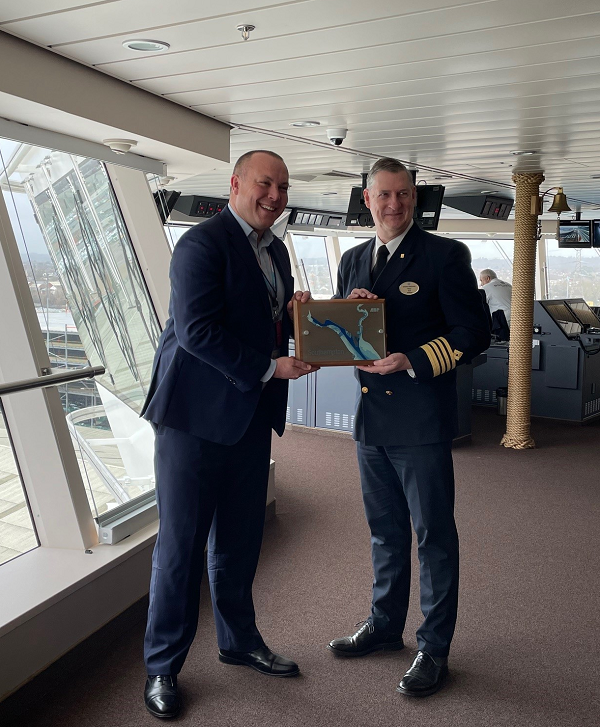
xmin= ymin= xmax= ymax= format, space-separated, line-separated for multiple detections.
xmin=545 ymin=238 xmax=600 ymax=305
xmin=291 ymin=235 xmax=333 ymax=299
xmin=460 ymin=239 xmax=514 ymax=285
xmin=1 ymin=142 xmax=160 ymax=520
xmin=163 ymin=223 xmax=193 ymax=250
xmin=0 ymin=406 xmax=38 ymax=565
xmin=338 ymin=236 xmax=371 ymax=256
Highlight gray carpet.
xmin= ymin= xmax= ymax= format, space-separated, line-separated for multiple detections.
xmin=1 ymin=408 xmax=599 ymax=726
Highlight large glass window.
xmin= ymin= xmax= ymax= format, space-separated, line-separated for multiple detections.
xmin=0 ymin=405 xmax=38 ymax=565
xmin=461 ymin=239 xmax=514 ymax=284
xmin=545 ymin=238 xmax=600 ymax=304
xmin=338 ymin=236 xmax=371 ymax=256
xmin=163 ymin=223 xmax=193 ymax=250
xmin=1 ymin=141 xmax=160 ymax=520
xmin=291 ymin=234 xmax=333 ymax=299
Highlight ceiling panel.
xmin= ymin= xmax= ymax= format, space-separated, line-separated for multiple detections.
xmin=64 ymin=0 xmax=591 ymax=73
xmin=2 ymin=0 xmax=600 ymax=213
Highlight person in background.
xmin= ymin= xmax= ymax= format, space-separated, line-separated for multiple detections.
xmin=479 ymin=269 xmax=512 ymax=325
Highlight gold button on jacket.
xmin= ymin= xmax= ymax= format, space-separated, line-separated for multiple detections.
xmin=361 ymin=386 xmax=369 ymax=394
xmin=385 ymin=390 xmax=393 ymax=395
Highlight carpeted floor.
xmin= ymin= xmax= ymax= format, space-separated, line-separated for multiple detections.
xmin=1 ymin=407 xmax=599 ymax=726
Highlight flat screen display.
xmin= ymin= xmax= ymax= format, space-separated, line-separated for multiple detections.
xmin=558 ymin=221 xmax=591 ymax=248
xmin=592 ymin=220 xmax=600 ymax=248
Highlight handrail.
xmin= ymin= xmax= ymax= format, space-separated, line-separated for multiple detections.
xmin=0 ymin=366 xmax=105 ymax=397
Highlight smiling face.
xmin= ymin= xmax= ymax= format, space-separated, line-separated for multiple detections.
xmin=229 ymin=152 xmax=289 ymax=237
xmin=363 ymin=169 xmax=416 ymax=243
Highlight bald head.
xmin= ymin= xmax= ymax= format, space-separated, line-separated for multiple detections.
xmin=233 ymin=150 xmax=286 ymax=178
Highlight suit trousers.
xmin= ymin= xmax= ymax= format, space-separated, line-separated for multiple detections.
xmin=144 ymin=394 xmax=273 ymax=676
xmin=356 ymin=440 xmax=459 ymax=658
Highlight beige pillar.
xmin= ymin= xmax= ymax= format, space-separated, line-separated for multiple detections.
xmin=501 ymin=171 xmax=545 ymax=449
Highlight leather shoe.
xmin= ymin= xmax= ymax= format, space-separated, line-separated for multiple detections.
xmin=328 ymin=620 xmax=404 ymax=657
xmin=396 ymin=651 xmax=448 ymax=697
xmin=144 ymin=675 xmax=181 ymax=719
xmin=219 ymin=645 xmax=299 ymax=677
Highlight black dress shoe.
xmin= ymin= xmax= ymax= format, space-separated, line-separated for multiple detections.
xmin=219 ymin=645 xmax=299 ymax=677
xmin=144 ymin=675 xmax=181 ymax=719
xmin=396 ymin=651 xmax=448 ymax=697
xmin=328 ymin=620 xmax=404 ymax=657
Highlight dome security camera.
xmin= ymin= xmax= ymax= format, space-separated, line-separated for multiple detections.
xmin=327 ymin=128 xmax=348 ymax=146
xmin=102 ymin=138 xmax=138 ymax=155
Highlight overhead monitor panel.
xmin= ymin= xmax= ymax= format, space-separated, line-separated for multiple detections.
xmin=542 ymin=300 xmax=582 ymax=338
xmin=558 ymin=221 xmax=591 ymax=248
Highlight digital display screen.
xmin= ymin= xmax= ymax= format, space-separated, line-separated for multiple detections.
xmin=592 ymin=220 xmax=600 ymax=248
xmin=558 ymin=221 xmax=591 ymax=248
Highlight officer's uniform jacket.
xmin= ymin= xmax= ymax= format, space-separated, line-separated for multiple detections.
xmin=336 ymin=223 xmax=491 ymax=446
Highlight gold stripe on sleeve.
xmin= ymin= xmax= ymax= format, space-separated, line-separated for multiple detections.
xmin=436 ymin=337 xmax=457 ymax=370
xmin=430 ymin=339 xmax=451 ymax=374
xmin=421 ymin=343 xmax=442 ymax=377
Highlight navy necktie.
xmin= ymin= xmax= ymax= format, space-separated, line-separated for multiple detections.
xmin=372 ymin=245 xmax=389 ymax=284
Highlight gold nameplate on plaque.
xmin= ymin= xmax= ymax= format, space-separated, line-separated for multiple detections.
xmin=293 ymin=299 xmax=386 ymax=366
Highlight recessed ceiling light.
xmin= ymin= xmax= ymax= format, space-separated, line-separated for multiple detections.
xmin=480 ymin=190 xmax=497 ymax=194
xmin=591 ymin=174 xmax=600 ymax=179
xmin=510 ymin=150 xmax=538 ymax=156
xmin=434 ymin=175 xmax=454 ymax=180
xmin=122 ymin=39 xmax=170 ymax=52
xmin=290 ymin=121 xmax=321 ymax=128
xmin=322 ymin=191 xmax=338 ymax=195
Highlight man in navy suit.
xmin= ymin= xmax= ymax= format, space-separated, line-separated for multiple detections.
xmin=141 ymin=150 xmax=315 ymax=718
xmin=328 ymin=158 xmax=490 ymax=697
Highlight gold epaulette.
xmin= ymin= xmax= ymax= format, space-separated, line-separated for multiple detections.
xmin=420 ymin=337 xmax=463 ymax=377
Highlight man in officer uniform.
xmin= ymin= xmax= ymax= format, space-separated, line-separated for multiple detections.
xmin=328 ymin=158 xmax=490 ymax=696
xmin=141 ymin=150 xmax=315 ymax=718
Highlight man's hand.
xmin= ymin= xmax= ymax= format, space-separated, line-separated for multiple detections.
xmin=287 ymin=290 xmax=311 ymax=320
xmin=357 ymin=352 xmax=412 ymax=375
xmin=273 ymin=356 xmax=319 ymax=379
xmin=347 ymin=288 xmax=379 ymax=300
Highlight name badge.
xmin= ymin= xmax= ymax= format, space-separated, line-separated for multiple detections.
xmin=399 ymin=281 xmax=419 ymax=295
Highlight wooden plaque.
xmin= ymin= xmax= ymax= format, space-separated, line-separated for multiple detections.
xmin=293 ymin=298 xmax=386 ymax=366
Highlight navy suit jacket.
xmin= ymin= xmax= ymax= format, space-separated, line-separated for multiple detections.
xmin=141 ymin=207 xmax=294 ymax=445
xmin=336 ymin=224 xmax=490 ymax=446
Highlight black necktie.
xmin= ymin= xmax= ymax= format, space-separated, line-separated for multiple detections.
xmin=371 ymin=245 xmax=389 ymax=284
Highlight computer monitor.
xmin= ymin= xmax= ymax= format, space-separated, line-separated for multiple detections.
xmin=592 ymin=220 xmax=600 ymax=248
xmin=558 ymin=220 xmax=591 ymax=248
xmin=153 ymin=190 xmax=181 ymax=224
xmin=345 ymin=183 xmax=444 ymax=230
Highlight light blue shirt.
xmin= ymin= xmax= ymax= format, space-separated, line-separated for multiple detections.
xmin=228 ymin=204 xmax=281 ymax=382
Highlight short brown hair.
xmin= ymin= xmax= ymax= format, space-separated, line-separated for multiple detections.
xmin=366 ymin=157 xmax=414 ymax=190
xmin=233 ymin=150 xmax=286 ymax=176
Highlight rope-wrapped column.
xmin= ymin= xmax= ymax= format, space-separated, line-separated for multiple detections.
xmin=501 ymin=171 xmax=544 ymax=449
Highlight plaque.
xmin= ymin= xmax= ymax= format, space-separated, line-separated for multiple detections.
xmin=293 ymin=298 xmax=386 ymax=366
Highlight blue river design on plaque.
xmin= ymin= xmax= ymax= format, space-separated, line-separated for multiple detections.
xmin=306 ymin=303 xmax=380 ymax=360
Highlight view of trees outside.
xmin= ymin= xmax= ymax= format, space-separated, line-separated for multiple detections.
xmin=464 ymin=237 xmax=600 ymax=305
xmin=290 ymin=234 xmax=600 ymax=307
xmin=544 ymin=239 xmax=600 ymax=305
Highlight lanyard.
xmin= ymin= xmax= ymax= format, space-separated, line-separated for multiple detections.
xmin=252 ymin=241 xmax=279 ymax=320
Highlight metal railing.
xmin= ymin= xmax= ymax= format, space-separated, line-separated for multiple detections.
xmin=0 ymin=366 xmax=105 ymax=397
